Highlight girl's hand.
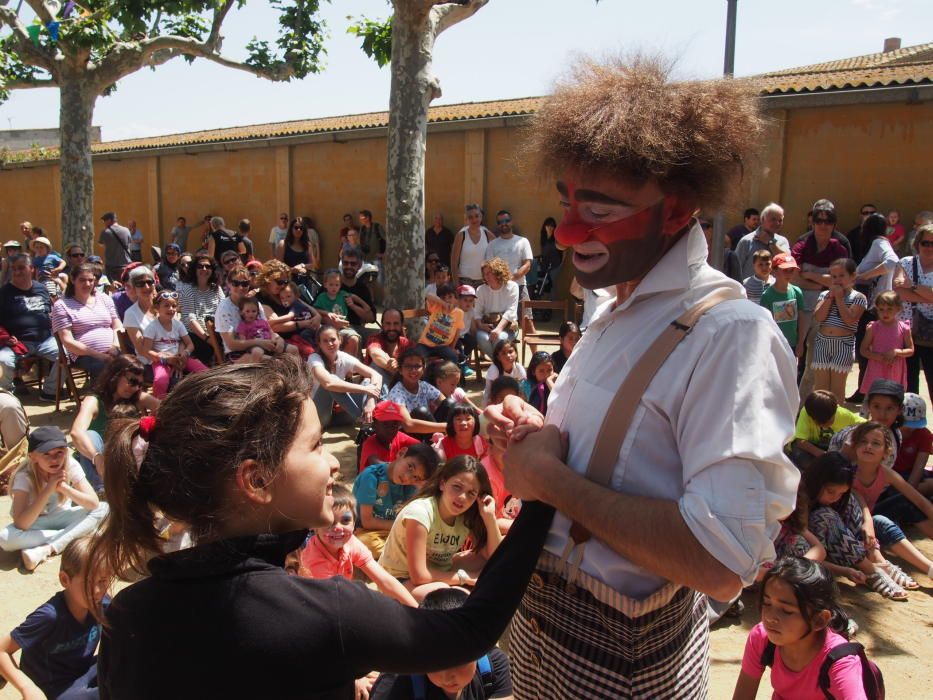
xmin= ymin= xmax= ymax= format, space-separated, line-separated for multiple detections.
xmin=361 ymin=383 xmax=382 ymax=400
xmin=865 ymin=532 xmax=878 ymax=550
xmin=489 ymin=330 xmax=499 ymax=345
xmin=882 ymin=349 xmax=897 ymax=363
xmin=479 ymin=494 xmax=497 ymax=522
xmin=846 ymin=568 xmax=867 ymax=585
xmin=42 ymin=473 xmax=65 ymax=495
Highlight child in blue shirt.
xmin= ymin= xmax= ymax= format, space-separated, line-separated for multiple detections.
xmin=0 ymin=535 xmax=109 ymax=699
xmin=30 ymin=236 xmax=66 ymax=298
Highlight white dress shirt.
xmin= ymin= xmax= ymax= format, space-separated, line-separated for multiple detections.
xmin=544 ymin=223 xmax=800 ymax=599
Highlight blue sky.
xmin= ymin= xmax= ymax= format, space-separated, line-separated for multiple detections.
xmin=0 ymin=0 xmax=929 ymax=141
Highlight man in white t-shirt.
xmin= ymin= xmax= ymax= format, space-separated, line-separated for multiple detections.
xmin=485 ymin=210 xmax=535 ymax=334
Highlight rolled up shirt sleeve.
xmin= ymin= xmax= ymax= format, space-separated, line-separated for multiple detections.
xmin=675 ymin=310 xmax=800 ymax=586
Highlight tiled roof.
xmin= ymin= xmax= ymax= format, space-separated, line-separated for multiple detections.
xmin=757 ymin=41 xmax=933 ymax=94
xmin=89 ymin=96 xmax=544 ymax=154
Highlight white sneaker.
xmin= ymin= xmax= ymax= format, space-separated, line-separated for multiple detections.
xmin=22 ymin=544 xmax=52 ymax=571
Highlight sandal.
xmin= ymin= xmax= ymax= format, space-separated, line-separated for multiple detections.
xmin=867 ymin=570 xmax=908 ymax=601
xmin=881 ymin=562 xmax=920 ymax=590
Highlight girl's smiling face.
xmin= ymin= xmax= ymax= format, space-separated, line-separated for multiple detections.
xmin=318 ymin=507 xmax=355 ymax=554
xmin=157 ymin=298 xmax=177 ymax=320
xmin=453 ymin=411 xmax=475 ymax=435
xmin=439 ymin=472 xmax=480 ymax=518
xmin=434 ymin=373 xmax=460 ymax=398
xmin=855 ymin=428 xmax=888 ymax=465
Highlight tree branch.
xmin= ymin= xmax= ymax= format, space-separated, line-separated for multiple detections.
xmin=207 ymin=0 xmax=236 ymax=47
xmin=24 ymin=0 xmax=55 ymax=26
xmin=433 ymin=0 xmax=489 ymax=34
xmin=0 ymin=6 xmax=58 ymax=74
xmin=3 ymin=76 xmax=56 ymax=89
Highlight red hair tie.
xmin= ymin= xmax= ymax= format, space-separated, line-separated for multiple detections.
xmin=139 ymin=415 xmax=157 ymax=440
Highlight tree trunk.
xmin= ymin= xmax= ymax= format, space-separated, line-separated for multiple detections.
xmin=59 ymin=78 xmax=97 ymax=253
xmin=383 ymin=5 xmax=439 ymax=314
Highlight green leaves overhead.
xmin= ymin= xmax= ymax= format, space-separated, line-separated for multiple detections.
xmin=347 ymin=14 xmax=392 ymax=68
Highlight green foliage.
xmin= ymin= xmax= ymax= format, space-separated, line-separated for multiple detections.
xmin=247 ymin=0 xmax=328 ymax=79
xmin=347 ymin=15 xmax=392 ymax=68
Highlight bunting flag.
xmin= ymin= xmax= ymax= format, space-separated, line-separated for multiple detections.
xmin=26 ymin=24 xmax=41 ymax=45
xmin=62 ymin=2 xmax=76 ymax=19
xmin=47 ymin=21 xmax=60 ymax=41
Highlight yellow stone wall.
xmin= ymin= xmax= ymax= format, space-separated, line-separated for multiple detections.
xmin=3 ymin=100 xmax=930 ymax=265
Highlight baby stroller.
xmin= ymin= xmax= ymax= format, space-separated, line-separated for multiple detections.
xmin=527 ymin=257 xmax=557 ymax=321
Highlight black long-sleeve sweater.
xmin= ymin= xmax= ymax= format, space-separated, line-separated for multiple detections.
xmin=99 ymin=501 xmax=553 ymax=699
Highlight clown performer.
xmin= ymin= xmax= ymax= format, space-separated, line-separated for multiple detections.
xmin=486 ymin=57 xmax=800 ymax=698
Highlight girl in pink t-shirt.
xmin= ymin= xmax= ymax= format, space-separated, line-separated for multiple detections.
xmin=733 ymin=558 xmax=876 ymax=700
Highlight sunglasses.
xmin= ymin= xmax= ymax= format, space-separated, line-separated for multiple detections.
xmin=133 ymin=279 xmax=155 ymax=287
xmin=861 ymin=210 xmax=876 ymax=216
xmin=497 ymin=217 xmax=512 ymax=224
xmin=271 ymin=278 xmax=288 ymax=286
xmin=223 ymin=257 xmax=239 ymax=265
xmin=231 ymin=280 xmax=250 ymax=288
xmin=157 ymin=291 xmax=179 ymax=301
xmin=124 ymin=375 xmax=143 ymax=388
xmin=69 ymin=252 xmax=86 ymax=258
xmin=919 ymin=240 xmax=933 ymax=248
xmin=196 ymin=263 xmax=213 ymax=270
xmin=813 ymin=218 xmax=833 ymax=225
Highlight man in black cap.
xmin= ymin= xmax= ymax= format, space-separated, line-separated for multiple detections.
xmin=98 ymin=212 xmax=132 ymax=282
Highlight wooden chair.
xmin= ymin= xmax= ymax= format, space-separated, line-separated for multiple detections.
xmin=205 ymin=318 xmax=225 ymax=366
xmin=53 ymin=333 xmax=90 ymax=412
xmin=519 ymin=299 xmax=569 ymax=364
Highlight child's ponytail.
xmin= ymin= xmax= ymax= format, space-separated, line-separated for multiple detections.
xmin=86 ymin=418 xmax=162 ymax=623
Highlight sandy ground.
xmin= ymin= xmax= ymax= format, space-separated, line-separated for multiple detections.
xmin=1 ymin=362 xmax=931 ymax=699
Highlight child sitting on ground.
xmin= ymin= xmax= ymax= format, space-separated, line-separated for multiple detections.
xmin=773 ymin=486 xmax=826 ymax=562
xmin=0 ymin=426 xmax=108 ymax=571
xmin=387 ymin=349 xmax=444 ymax=416
xmin=435 ymin=404 xmax=488 ymax=461
xmin=482 ymin=339 xmax=525 ymax=406
xmin=732 ymin=558 xmax=881 ymax=700
xmin=859 ymin=291 xmax=912 ymax=393
xmin=550 ymin=321 xmax=581 ymax=374
xmin=300 ymin=486 xmax=417 ymax=607
xmin=742 ymin=249 xmax=774 ymax=304
xmin=0 ymin=536 xmax=109 ymax=699
xmin=788 ymin=390 xmax=864 ymax=469
xmin=430 ymin=361 xmax=481 ymax=423
xmin=379 ymin=455 xmax=502 ymax=602
xmin=235 ymin=296 xmax=286 ymax=355
xmin=488 ymin=376 xmax=522 ymax=406
xmin=358 ymin=401 xmax=422 ymax=472
xmin=142 ymin=291 xmax=209 ymax=399
xmin=521 ymin=351 xmax=556 ymax=415
xmin=893 ymin=393 xmax=933 ymax=498
xmin=353 ymin=443 xmax=439 ymax=559
xmin=369 ymin=587 xmax=514 ymax=700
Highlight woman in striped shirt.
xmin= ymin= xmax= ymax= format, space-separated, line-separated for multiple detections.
xmin=811 ymin=258 xmax=868 ymax=403
xmin=177 ymin=253 xmax=225 ymax=365
xmin=51 ymin=263 xmax=123 ymax=383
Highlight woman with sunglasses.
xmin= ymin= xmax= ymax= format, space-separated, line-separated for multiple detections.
xmin=122 ymin=266 xmax=159 ymax=368
xmin=257 ymin=260 xmax=321 ymax=351
xmin=178 ymin=253 xmax=224 ymax=365
xmin=276 ymin=218 xmax=318 ymax=274
xmin=894 ymin=223 xmax=933 ymax=397
xmin=216 ymin=265 xmax=287 ymax=363
xmin=70 ymin=354 xmax=159 ymax=492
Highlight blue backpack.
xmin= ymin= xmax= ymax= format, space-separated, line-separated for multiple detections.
xmin=410 ymin=654 xmax=493 ymax=700
xmin=761 ymin=640 xmax=884 ymax=699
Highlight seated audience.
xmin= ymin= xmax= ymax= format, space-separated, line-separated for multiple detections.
xmin=177 ymin=253 xmax=224 ymax=365
xmin=417 ymin=284 xmax=464 ymax=365
xmin=387 ymin=349 xmax=443 ymax=416
xmin=366 ymin=308 xmax=412 ymax=387
xmin=142 ymin=291 xmax=210 ymax=399
xmin=472 ymin=258 xmax=518 ymax=359
xmin=788 ymin=390 xmax=863 ymax=469
xmin=482 ymin=339 xmax=525 ymax=406
xmin=308 ymin=325 xmax=383 ymax=428
xmin=549 ymin=321 xmax=581 ymax=374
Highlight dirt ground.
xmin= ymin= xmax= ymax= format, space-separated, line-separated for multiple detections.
xmin=1 ymin=366 xmax=931 ymax=699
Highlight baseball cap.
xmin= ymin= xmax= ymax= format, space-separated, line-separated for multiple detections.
xmin=866 ymin=379 xmax=905 ymax=403
xmin=245 ymin=260 xmax=263 ymax=271
xmin=457 ymin=284 xmax=477 ymax=297
xmin=101 ymin=212 xmax=116 ymax=221
xmin=165 ymin=243 xmax=181 ymax=253
xmin=772 ymin=253 xmax=798 ymax=270
xmin=373 ymin=400 xmax=404 ymax=422
xmin=87 ymin=255 xmax=103 ymax=264
xmin=3 ymin=240 xmax=22 ymax=248
xmin=33 ymin=236 xmax=52 ymax=249
xmin=28 ymin=425 xmax=68 ymax=453
xmin=902 ymin=393 xmax=927 ymax=428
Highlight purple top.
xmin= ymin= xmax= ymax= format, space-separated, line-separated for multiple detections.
xmin=111 ymin=290 xmax=134 ymax=322
xmin=791 ymin=237 xmax=849 ymax=268
xmin=51 ymin=294 xmax=118 ymax=360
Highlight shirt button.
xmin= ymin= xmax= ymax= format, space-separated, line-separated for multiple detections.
xmin=530 ymin=617 xmax=541 ymax=636
xmin=530 ymin=573 xmax=544 ymax=588
xmin=530 ymin=651 xmax=542 ymax=668
xmin=566 ymin=583 xmax=577 ymax=596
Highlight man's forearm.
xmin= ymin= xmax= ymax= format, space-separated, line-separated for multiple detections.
xmin=536 ymin=456 xmax=742 ymax=600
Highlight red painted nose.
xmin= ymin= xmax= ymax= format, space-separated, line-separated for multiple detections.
xmin=555 ymin=220 xmax=590 ymax=247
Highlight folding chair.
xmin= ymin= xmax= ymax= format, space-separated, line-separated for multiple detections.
xmin=519 ymin=299 xmax=569 ymax=364
xmin=54 ymin=333 xmax=90 ymax=412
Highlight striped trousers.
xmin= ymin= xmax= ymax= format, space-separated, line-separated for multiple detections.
xmin=510 ymin=552 xmax=710 ymax=699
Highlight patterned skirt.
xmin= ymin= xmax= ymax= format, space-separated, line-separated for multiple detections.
xmin=811 ymin=333 xmax=856 ymax=373
xmin=510 ymin=551 xmax=710 ymax=699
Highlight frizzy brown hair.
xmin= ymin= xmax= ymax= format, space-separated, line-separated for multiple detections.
xmin=85 ymin=356 xmax=313 ymax=621
xmin=523 ymin=54 xmax=765 ymax=209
